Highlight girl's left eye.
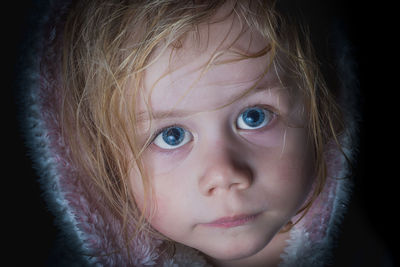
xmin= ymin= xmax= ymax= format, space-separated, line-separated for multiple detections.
xmin=153 ymin=126 xmax=192 ymax=150
xmin=236 ymin=106 xmax=273 ymax=130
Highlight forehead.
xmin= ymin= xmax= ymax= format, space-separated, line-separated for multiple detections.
xmin=139 ymin=11 xmax=285 ymax=115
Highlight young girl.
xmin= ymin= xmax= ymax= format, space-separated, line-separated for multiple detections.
xmin=22 ymin=0 xmax=359 ymax=266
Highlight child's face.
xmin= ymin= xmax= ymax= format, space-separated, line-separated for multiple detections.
xmin=130 ymin=15 xmax=315 ymax=262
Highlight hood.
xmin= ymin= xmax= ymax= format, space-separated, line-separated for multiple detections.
xmin=20 ymin=1 xmax=358 ymax=266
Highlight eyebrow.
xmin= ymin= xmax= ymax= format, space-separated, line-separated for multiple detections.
xmin=136 ymin=86 xmax=278 ymax=123
xmin=136 ymin=109 xmax=197 ymax=122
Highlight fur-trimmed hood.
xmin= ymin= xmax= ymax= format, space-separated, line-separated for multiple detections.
xmin=19 ymin=1 xmax=359 ymax=266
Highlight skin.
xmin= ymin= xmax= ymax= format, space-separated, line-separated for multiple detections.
xmin=129 ymin=9 xmax=315 ymax=267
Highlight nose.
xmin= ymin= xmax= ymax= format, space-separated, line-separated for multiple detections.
xmin=198 ymin=144 xmax=253 ymax=196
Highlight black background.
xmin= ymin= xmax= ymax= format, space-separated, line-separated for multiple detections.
xmin=5 ymin=1 xmax=398 ymax=266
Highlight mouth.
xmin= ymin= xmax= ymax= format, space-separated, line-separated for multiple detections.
xmin=202 ymin=213 xmax=260 ymax=228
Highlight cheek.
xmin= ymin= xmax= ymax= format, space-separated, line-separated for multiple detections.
xmin=144 ymin=183 xmax=200 ymax=245
xmin=146 ymin=193 xmax=171 ymax=233
xmin=255 ymin=128 xmax=315 ymax=214
xmin=273 ymin=159 xmax=313 ymax=207
xmin=128 ymin=161 xmax=173 ymax=223
xmin=137 ymin=166 xmax=194 ymax=238
xmin=129 ymin=170 xmax=180 ymax=237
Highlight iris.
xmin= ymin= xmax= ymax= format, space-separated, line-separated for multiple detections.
xmin=236 ymin=106 xmax=271 ymax=130
xmin=162 ymin=127 xmax=185 ymax=146
xmin=242 ymin=107 xmax=266 ymax=128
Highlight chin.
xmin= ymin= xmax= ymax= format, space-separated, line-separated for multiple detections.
xmin=198 ymin=232 xmax=273 ymax=261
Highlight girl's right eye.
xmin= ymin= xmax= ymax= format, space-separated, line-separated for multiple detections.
xmin=153 ymin=126 xmax=192 ymax=150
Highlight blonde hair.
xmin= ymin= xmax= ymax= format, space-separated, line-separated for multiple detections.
xmin=61 ymin=0 xmax=344 ymax=257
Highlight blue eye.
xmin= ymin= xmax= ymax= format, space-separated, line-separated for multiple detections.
xmin=237 ymin=107 xmax=272 ymax=130
xmin=153 ymin=126 xmax=192 ymax=149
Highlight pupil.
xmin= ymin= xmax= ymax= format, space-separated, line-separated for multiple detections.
xmin=243 ymin=108 xmax=265 ymax=127
xmin=162 ymin=127 xmax=184 ymax=146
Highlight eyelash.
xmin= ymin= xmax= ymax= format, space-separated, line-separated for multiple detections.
xmin=238 ymin=103 xmax=277 ymax=117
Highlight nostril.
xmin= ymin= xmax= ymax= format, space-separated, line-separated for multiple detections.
xmin=207 ymin=187 xmax=216 ymax=196
xmin=231 ymin=180 xmax=250 ymax=190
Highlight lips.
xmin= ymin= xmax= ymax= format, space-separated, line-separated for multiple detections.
xmin=203 ymin=213 xmax=259 ymax=228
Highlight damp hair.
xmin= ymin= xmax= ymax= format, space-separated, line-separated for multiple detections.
xmin=60 ymin=0 xmax=345 ymax=258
